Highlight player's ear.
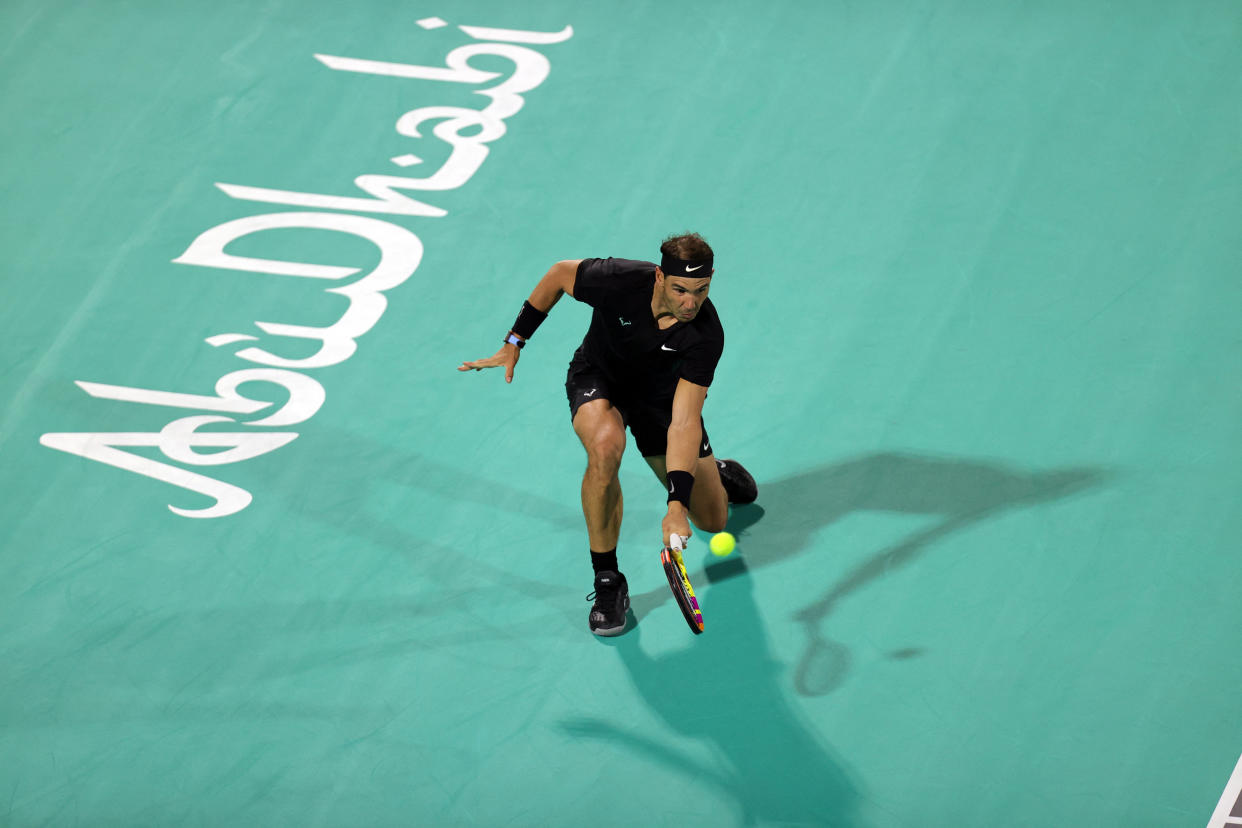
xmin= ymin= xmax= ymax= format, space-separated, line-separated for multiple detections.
xmin=654 ymin=267 xmax=665 ymax=283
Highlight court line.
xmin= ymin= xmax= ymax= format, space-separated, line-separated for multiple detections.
xmin=1206 ymin=752 xmax=1242 ymax=827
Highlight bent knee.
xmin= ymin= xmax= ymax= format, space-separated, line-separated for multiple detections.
xmin=692 ymin=511 xmax=728 ymax=534
xmin=584 ymin=434 xmax=625 ymax=474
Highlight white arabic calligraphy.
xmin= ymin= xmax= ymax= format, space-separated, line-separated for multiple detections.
xmin=40 ymin=19 xmax=573 ymax=518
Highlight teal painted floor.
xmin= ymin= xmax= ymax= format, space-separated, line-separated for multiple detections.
xmin=2 ymin=1 xmax=1241 ymax=825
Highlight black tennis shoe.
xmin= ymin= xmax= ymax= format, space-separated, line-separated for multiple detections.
xmin=716 ymin=458 xmax=758 ymax=504
xmin=587 ymin=570 xmax=629 ymax=636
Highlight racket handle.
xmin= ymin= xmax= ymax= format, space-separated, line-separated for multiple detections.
xmin=669 ymin=534 xmax=687 ymax=552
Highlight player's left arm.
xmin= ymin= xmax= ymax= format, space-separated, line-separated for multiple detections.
xmin=661 ymin=378 xmax=708 ymax=546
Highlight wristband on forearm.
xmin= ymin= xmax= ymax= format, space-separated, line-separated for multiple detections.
xmin=667 ymin=470 xmax=695 ymax=508
xmin=510 ymin=301 xmax=548 ymax=341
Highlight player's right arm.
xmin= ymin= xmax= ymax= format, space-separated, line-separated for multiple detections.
xmin=457 ymin=259 xmax=582 ymax=383
xmin=529 ymin=258 xmax=582 ymax=308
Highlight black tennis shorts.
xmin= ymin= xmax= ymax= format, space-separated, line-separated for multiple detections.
xmin=565 ymin=349 xmax=713 ymax=459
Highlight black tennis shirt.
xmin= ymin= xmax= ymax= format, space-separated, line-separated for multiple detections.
xmin=572 ymin=257 xmax=724 ymax=400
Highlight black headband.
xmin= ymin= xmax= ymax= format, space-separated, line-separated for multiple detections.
xmin=660 ymin=253 xmax=713 ymax=279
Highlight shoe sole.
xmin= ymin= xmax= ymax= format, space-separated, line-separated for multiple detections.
xmin=591 ymin=624 xmax=627 ymax=637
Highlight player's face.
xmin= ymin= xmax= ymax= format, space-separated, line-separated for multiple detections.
xmin=659 ymin=273 xmax=712 ymax=322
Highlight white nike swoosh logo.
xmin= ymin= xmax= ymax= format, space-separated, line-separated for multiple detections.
xmin=661 ymin=345 xmax=676 ymax=351
xmin=685 ymin=264 xmax=703 ymax=272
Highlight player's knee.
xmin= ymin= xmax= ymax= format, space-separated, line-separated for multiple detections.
xmin=694 ymin=512 xmax=728 ymax=534
xmin=584 ymin=433 xmax=625 ymax=475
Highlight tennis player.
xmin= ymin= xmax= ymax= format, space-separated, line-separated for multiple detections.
xmin=459 ymin=232 xmax=756 ymax=636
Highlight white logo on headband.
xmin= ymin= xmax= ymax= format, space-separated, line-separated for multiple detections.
xmin=685 ymin=264 xmax=703 ymax=272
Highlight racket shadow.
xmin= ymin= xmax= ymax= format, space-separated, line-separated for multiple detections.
xmin=704 ymin=453 xmax=1109 ymax=696
xmin=564 ymin=559 xmax=862 ymax=827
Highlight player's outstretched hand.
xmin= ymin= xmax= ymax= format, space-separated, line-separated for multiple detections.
xmin=458 ymin=343 xmax=520 ymax=383
xmin=662 ymin=507 xmax=692 ymax=551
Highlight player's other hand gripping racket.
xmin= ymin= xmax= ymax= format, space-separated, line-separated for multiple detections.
xmin=661 ymin=534 xmax=704 ymax=634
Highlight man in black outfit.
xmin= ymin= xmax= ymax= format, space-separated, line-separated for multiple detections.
xmin=459 ymin=232 xmax=756 ymax=636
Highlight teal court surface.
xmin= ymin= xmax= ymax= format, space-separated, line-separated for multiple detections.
xmin=3 ymin=2 xmax=1241 ymax=826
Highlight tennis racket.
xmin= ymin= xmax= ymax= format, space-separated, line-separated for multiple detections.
xmin=661 ymin=534 xmax=704 ymax=634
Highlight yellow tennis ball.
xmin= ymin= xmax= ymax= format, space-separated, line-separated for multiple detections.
xmin=709 ymin=532 xmax=736 ymax=557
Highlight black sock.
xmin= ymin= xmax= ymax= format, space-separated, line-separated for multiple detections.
xmin=591 ymin=548 xmax=618 ymax=575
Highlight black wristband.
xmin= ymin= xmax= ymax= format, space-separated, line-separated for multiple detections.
xmin=667 ymin=470 xmax=695 ymax=508
xmin=511 ymin=301 xmax=548 ymax=341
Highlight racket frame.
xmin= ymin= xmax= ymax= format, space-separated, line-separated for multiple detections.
xmin=661 ymin=543 xmax=704 ymax=634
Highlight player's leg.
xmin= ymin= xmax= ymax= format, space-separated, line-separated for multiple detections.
xmin=571 ymin=398 xmax=626 ymax=553
xmin=631 ymin=409 xmax=729 ymax=532
xmin=566 ymin=358 xmax=631 ymax=636
xmin=644 ymin=453 xmax=729 ymax=535
xmin=635 ymin=406 xmax=758 ymax=532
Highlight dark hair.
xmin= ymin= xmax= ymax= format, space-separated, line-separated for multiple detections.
xmin=659 ymin=232 xmax=713 ymax=261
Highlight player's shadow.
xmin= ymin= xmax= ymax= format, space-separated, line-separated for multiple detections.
xmin=713 ymin=452 xmax=1108 ymax=696
xmin=563 ymin=558 xmax=861 ymax=827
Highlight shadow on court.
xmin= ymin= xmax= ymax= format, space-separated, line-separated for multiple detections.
xmin=265 ymin=428 xmax=1107 ymax=708
xmin=712 ymin=452 xmax=1108 ymax=696
xmin=563 ymin=557 xmax=862 ymax=827
xmin=262 ymin=429 xmax=1106 ymax=706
